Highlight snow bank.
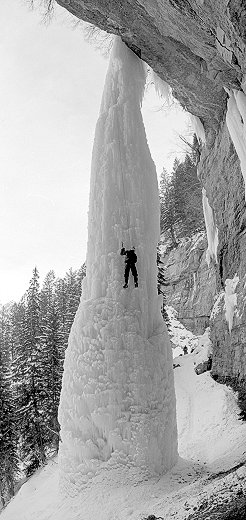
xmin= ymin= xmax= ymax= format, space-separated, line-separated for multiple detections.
xmin=58 ymin=37 xmax=177 ymax=497
xmin=226 ymin=89 xmax=246 ymax=198
xmin=202 ymin=188 xmax=218 ymax=265
xmin=190 ymin=114 xmax=206 ymax=144
xmin=167 ymin=307 xmax=212 ymax=365
xmin=192 ymin=328 xmax=212 ymax=366
xmin=3 ymin=349 xmax=246 ymax=520
xmin=167 ymin=306 xmax=198 ymax=355
xmin=224 ymin=274 xmax=239 ymax=333
xmin=0 ymin=458 xmax=58 ymax=520
xmin=175 ymin=354 xmax=246 ymax=468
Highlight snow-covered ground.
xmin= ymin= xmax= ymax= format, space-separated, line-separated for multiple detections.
xmin=2 ymin=308 xmax=246 ymax=520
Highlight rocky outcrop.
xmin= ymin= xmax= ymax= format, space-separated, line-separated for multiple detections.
xmin=199 ymin=121 xmax=246 ymax=382
xmin=56 ymin=0 xmax=245 ymax=143
xmin=55 ymin=1 xmax=246 ymax=383
xmin=161 ymin=233 xmax=216 ymax=334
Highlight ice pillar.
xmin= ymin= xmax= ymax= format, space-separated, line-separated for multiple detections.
xmin=226 ymin=89 xmax=246 ymax=199
xmin=58 ymin=37 xmax=177 ymax=494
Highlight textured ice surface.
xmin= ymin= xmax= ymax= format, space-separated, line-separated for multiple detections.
xmin=202 ymin=188 xmax=218 ymax=265
xmin=58 ymin=38 xmax=177 ymax=496
xmin=3 ymin=316 xmax=246 ymax=520
xmin=150 ymin=69 xmax=172 ymax=104
xmin=226 ymin=89 xmax=246 ymax=198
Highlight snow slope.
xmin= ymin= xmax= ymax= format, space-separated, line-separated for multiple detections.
xmin=2 ymin=313 xmax=246 ymax=520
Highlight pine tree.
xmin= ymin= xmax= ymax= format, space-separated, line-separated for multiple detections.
xmin=40 ymin=272 xmax=63 ymax=452
xmin=160 ymin=140 xmax=205 ymax=243
xmin=0 ymin=263 xmax=86 ymax=488
xmin=64 ymin=268 xmax=83 ymax=338
xmin=55 ymin=277 xmax=67 ymax=348
xmin=0 ymin=305 xmax=19 ymax=505
xmin=157 ymin=247 xmax=170 ymax=328
xmin=18 ymin=268 xmax=47 ymax=476
xmin=159 ymin=167 xmax=178 ymax=247
xmin=40 ymin=270 xmax=56 ymax=318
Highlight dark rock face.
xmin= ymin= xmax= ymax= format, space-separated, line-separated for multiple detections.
xmin=161 ymin=234 xmax=216 ymax=334
xmin=56 ymin=0 xmax=245 ymax=136
xmin=200 ymin=123 xmax=246 ymax=382
xmin=56 ymin=1 xmax=246 ymax=382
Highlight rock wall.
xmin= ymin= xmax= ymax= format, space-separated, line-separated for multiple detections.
xmin=199 ymin=122 xmax=246 ymax=382
xmin=55 ymin=0 xmax=246 ymax=382
xmin=56 ymin=0 xmax=245 ymax=139
xmin=161 ymin=233 xmax=216 ymax=334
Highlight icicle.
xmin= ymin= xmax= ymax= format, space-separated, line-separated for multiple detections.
xmin=202 ymin=188 xmax=218 ymax=265
xmin=226 ymin=89 xmax=246 ymax=199
xmin=149 ymin=69 xmax=172 ymax=105
xmin=190 ymin=114 xmax=206 ymax=145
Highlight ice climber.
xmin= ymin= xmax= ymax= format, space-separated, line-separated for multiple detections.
xmin=120 ymin=243 xmax=138 ymax=288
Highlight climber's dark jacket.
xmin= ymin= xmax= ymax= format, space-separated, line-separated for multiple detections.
xmin=120 ymin=248 xmax=137 ymax=264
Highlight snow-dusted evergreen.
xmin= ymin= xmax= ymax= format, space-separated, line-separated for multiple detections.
xmin=0 ymin=266 xmax=84 ymax=506
xmin=58 ymin=38 xmax=177 ymax=494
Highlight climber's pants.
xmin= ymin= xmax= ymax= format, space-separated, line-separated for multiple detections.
xmin=125 ymin=263 xmax=138 ymax=285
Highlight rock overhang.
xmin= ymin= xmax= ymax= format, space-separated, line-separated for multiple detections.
xmin=56 ymin=0 xmax=245 ymax=137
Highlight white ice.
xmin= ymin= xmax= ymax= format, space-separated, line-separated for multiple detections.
xmin=210 ymin=292 xmax=225 ymax=320
xmin=189 ymin=114 xmax=206 ymax=145
xmin=226 ymin=89 xmax=246 ymax=198
xmin=150 ymin=68 xmax=172 ymax=104
xmin=202 ymin=188 xmax=218 ymax=265
xmin=58 ymin=37 xmax=177 ymax=497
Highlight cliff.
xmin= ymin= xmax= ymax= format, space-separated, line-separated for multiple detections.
xmin=161 ymin=233 xmax=216 ymax=334
xmin=55 ymin=0 xmax=246 ymax=383
xmin=56 ymin=1 xmax=244 ymax=138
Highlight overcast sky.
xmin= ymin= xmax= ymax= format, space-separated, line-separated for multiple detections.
xmin=0 ymin=0 xmax=190 ymax=304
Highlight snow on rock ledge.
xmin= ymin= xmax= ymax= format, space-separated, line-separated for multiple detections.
xmin=58 ymin=38 xmax=177 ymax=496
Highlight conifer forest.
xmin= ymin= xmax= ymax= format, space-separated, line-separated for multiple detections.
xmin=0 ymin=265 xmax=85 ymax=505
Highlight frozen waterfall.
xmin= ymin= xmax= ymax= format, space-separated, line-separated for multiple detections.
xmin=226 ymin=89 xmax=246 ymax=198
xmin=58 ymin=37 xmax=177 ymax=495
xmin=202 ymin=188 xmax=218 ymax=265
